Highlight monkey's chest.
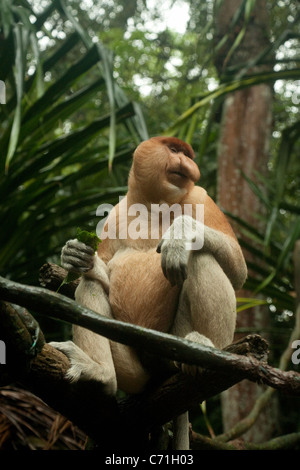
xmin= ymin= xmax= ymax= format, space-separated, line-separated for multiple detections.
xmin=107 ymin=249 xmax=180 ymax=332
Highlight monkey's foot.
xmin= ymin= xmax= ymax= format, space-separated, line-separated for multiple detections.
xmin=49 ymin=340 xmax=117 ymax=395
xmin=175 ymin=332 xmax=214 ymax=376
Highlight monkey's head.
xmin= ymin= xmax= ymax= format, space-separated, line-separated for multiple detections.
xmin=129 ymin=137 xmax=200 ymax=203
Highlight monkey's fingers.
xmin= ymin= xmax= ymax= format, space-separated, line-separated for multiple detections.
xmin=161 ymin=244 xmax=188 ymax=286
xmin=62 ymin=247 xmax=94 ymax=264
xmin=61 ymin=253 xmax=94 ymax=273
xmin=65 ymin=239 xmax=95 ymax=256
xmin=164 ymin=261 xmax=187 ymax=286
xmin=61 ymin=239 xmax=95 ymax=273
xmin=62 ymin=259 xmax=94 ymax=274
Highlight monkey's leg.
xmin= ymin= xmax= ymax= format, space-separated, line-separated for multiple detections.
xmin=158 ymin=216 xmax=237 ymax=362
xmin=171 ymin=251 xmax=237 ymax=366
xmin=51 ymin=276 xmax=117 ymax=396
xmin=169 ymin=253 xmax=236 ymax=450
xmin=51 ymin=239 xmax=117 ymax=395
xmin=110 ymin=342 xmax=151 ymax=394
xmin=55 ymin=259 xmax=149 ymax=394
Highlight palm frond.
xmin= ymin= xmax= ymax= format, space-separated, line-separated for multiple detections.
xmin=0 ymin=1 xmax=147 ymax=281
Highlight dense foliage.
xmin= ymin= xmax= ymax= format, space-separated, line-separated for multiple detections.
xmin=0 ymin=0 xmax=300 ymax=447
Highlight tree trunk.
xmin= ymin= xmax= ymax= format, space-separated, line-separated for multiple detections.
xmin=214 ymin=0 xmax=279 ymax=442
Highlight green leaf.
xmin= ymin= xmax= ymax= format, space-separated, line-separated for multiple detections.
xmin=59 ymin=0 xmax=117 ymax=169
xmin=236 ymin=297 xmax=269 ymax=313
xmin=165 ymin=68 xmax=300 ymax=134
xmin=62 ymin=271 xmax=81 ymax=285
xmin=222 ymin=0 xmax=257 ymax=68
xmin=0 ymin=0 xmax=13 ymax=38
xmin=19 ymin=78 xmax=105 ymax=145
xmin=57 ymin=228 xmax=101 ymax=291
xmin=0 ymin=0 xmax=148 ymax=283
xmin=5 ymin=24 xmax=26 ymax=172
xmin=21 ymin=45 xmax=102 ymax=125
xmin=76 ymin=228 xmax=101 ymax=252
xmin=97 ymin=43 xmax=116 ymax=171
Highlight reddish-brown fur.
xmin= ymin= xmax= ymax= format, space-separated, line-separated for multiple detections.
xmin=98 ymin=137 xmax=238 ymax=333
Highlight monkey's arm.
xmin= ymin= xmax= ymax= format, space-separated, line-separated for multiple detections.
xmin=203 ymin=195 xmax=247 ymax=289
xmin=157 ymin=212 xmax=247 ymax=290
xmin=51 ymin=238 xmax=117 ymax=394
xmin=61 ymin=239 xmax=109 ymax=291
xmin=202 ymin=224 xmax=247 ymax=289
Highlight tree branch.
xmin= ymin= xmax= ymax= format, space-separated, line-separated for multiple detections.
xmin=212 ymin=239 xmax=300 ymax=444
xmin=1 ymin=272 xmax=300 ymax=448
xmin=191 ymin=430 xmax=300 ymax=450
xmin=1 ymin=275 xmax=300 ymax=394
xmin=0 ymin=300 xmax=266 ymax=448
xmin=39 ymin=262 xmax=79 ymax=298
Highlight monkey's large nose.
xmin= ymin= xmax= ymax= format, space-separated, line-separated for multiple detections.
xmin=179 ymin=156 xmax=200 ymax=182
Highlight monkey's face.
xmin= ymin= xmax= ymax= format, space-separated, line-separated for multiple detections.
xmin=164 ymin=141 xmax=200 ymax=189
xmin=131 ymin=137 xmax=200 ymax=203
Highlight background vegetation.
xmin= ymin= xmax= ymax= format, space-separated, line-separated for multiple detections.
xmin=0 ymin=0 xmax=299 ymax=449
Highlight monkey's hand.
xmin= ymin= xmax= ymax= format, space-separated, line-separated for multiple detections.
xmin=61 ymin=239 xmax=109 ymax=291
xmin=157 ymin=238 xmax=188 ymax=286
xmin=157 ymin=215 xmax=204 ymax=286
xmin=61 ymin=238 xmax=95 ymax=273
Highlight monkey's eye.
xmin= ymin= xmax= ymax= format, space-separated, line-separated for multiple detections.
xmin=169 ymin=147 xmax=178 ymax=153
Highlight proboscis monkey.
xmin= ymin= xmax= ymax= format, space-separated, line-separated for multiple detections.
xmin=51 ymin=137 xmax=247 ymax=447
